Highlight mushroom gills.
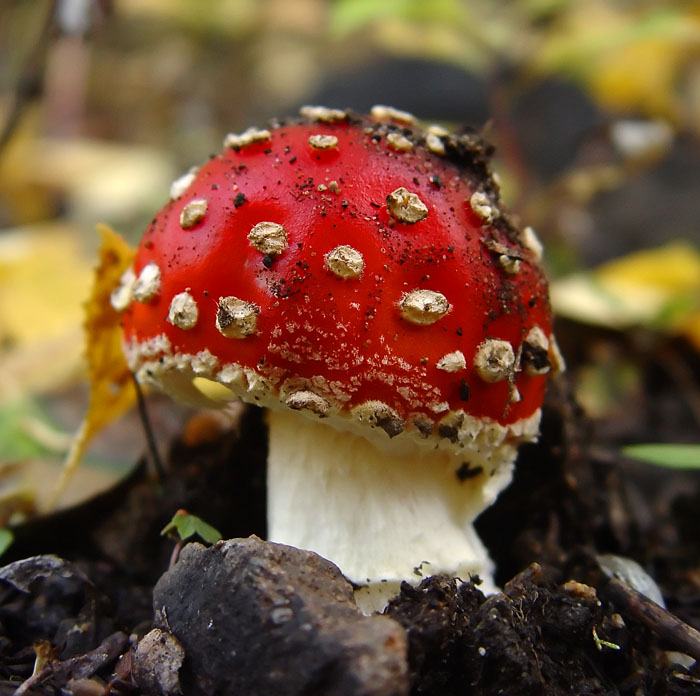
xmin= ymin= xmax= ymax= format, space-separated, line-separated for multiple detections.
xmin=266 ymin=408 xmax=509 ymax=614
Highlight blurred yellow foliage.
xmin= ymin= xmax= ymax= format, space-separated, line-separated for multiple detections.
xmin=0 ymin=224 xmax=93 ymax=403
xmin=50 ymin=225 xmax=136 ymax=508
xmin=0 ymin=107 xmax=175 ymax=232
xmin=330 ymin=0 xmax=700 ymax=127
xmin=533 ymin=2 xmax=700 ymax=122
xmin=552 ymin=242 xmax=700 ymax=349
xmin=118 ymin=0 xmax=260 ymax=37
xmin=0 ymin=225 xmax=91 ymax=348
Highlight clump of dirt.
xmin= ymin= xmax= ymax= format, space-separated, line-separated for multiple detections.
xmin=388 ymin=566 xmax=697 ymax=696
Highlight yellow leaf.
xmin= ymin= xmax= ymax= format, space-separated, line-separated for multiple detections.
xmin=684 ymin=309 xmax=700 ymax=351
xmin=551 ymin=242 xmax=700 ymax=349
xmin=0 ymin=224 xmax=92 ymax=349
xmin=596 ymin=242 xmax=700 ymax=292
xmin=49 ymin=225 xmax=137 ymax=509
xmin=590 ymin=32 xmax=696 ymax=120
xmin=0 ymin=223 xmax=93 ymax=404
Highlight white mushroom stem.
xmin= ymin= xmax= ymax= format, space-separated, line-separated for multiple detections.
xmin=266 ymin=408 xmax=512 ymax=614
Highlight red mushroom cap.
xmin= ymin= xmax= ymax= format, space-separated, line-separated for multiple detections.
xmin=116 ymin=108 xmax=557 ymax=457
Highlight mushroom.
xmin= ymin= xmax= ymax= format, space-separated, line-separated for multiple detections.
xmin=114 ymin=107 xmax=561 ymax=613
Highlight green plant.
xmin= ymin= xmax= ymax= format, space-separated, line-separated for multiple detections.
xmin=622 ymin=443 xmax=700 ymax=469
xmin=161 ymin=509 xmax=222 ymax=544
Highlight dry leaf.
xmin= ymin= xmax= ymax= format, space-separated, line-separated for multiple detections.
xmin=0 ymin=223 xmax=93 ymax=403
xmin=49 ymin=225 xmax=136 ymax=509
xmin=551 ymin=242 xmax=700 ymax=349
xmin=534 ymin=3 xmax=700 ymax=122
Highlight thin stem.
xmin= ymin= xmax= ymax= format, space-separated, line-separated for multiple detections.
xmin=131 ymin=372 xmax=166 ymax=484
xmin=168 ymin=539 xmax=183 ymax=569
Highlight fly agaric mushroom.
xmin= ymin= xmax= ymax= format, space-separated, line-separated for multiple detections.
xmin=113 ymin=106 xmax=562 ymax=613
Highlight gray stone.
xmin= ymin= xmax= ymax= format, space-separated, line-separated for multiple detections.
xmin=152 ymin=536 xmax=409 ymax=696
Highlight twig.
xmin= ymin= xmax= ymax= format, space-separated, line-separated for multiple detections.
xmin=131 ymin=373 xmax=166 ymax=484
xmin=0 ymin=2 xmax=56 ymax=157
xmin=604 ymin=577 xmax=700 ymax=664
xmin=657 ymin=344 xmax=700 ymax=430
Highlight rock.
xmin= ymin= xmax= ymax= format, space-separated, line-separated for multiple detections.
xmin=0 ymin=555 xmax=118 ymax=660
xmin=132 ymin=628 xmax=185 ymax=696
xmin=152 ymin=536 xmax=409 ymax=696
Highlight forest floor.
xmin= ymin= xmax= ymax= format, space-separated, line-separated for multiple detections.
xmin=1 ymin=323 xmax=699 ymax=695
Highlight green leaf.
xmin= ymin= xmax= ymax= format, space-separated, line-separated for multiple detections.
xmin=623 ymin=444 xmax=700 ymax=470
xmin=536 ymin=7 xmax=692 ymax=77
xmin=161 ymin=509 xmax=222 ymax=544
xmin=0 ymin=400 xmax=61 ymax=460
xmin=330 ymin=0 xmax=405 ymax=35
xmin=330 ymin=0 xmax=466 ymax=36
xmin=0 ymin=529 xmax=14 ymax=558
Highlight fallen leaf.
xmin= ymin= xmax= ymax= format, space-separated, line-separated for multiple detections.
xmin=0 ymin=223 xmax=93 ymax=404
xmin=0 ymin=118 xmax=176 ymax=229
xmin=534 ymin=3 xmax=700 ymax=122
xmin=0 ymin=399 xmax=65 ymax=461
xmin=551 ymin=242 xmax=700 ymax=350
xmin=49 ymin=225 xmax=137 ymax=509
xmin=623 ymin=443 xmax=700 ymax=469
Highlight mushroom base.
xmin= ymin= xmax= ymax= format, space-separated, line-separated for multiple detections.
xmin=266 ymin=408 xmax=514 ymax=614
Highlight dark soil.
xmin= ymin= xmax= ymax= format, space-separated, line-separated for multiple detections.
xmin=1 ymin=329 xmax=699 ymax=695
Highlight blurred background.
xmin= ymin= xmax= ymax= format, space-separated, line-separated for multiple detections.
xmin=1 ymin=0 xmax=699 ymax=519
